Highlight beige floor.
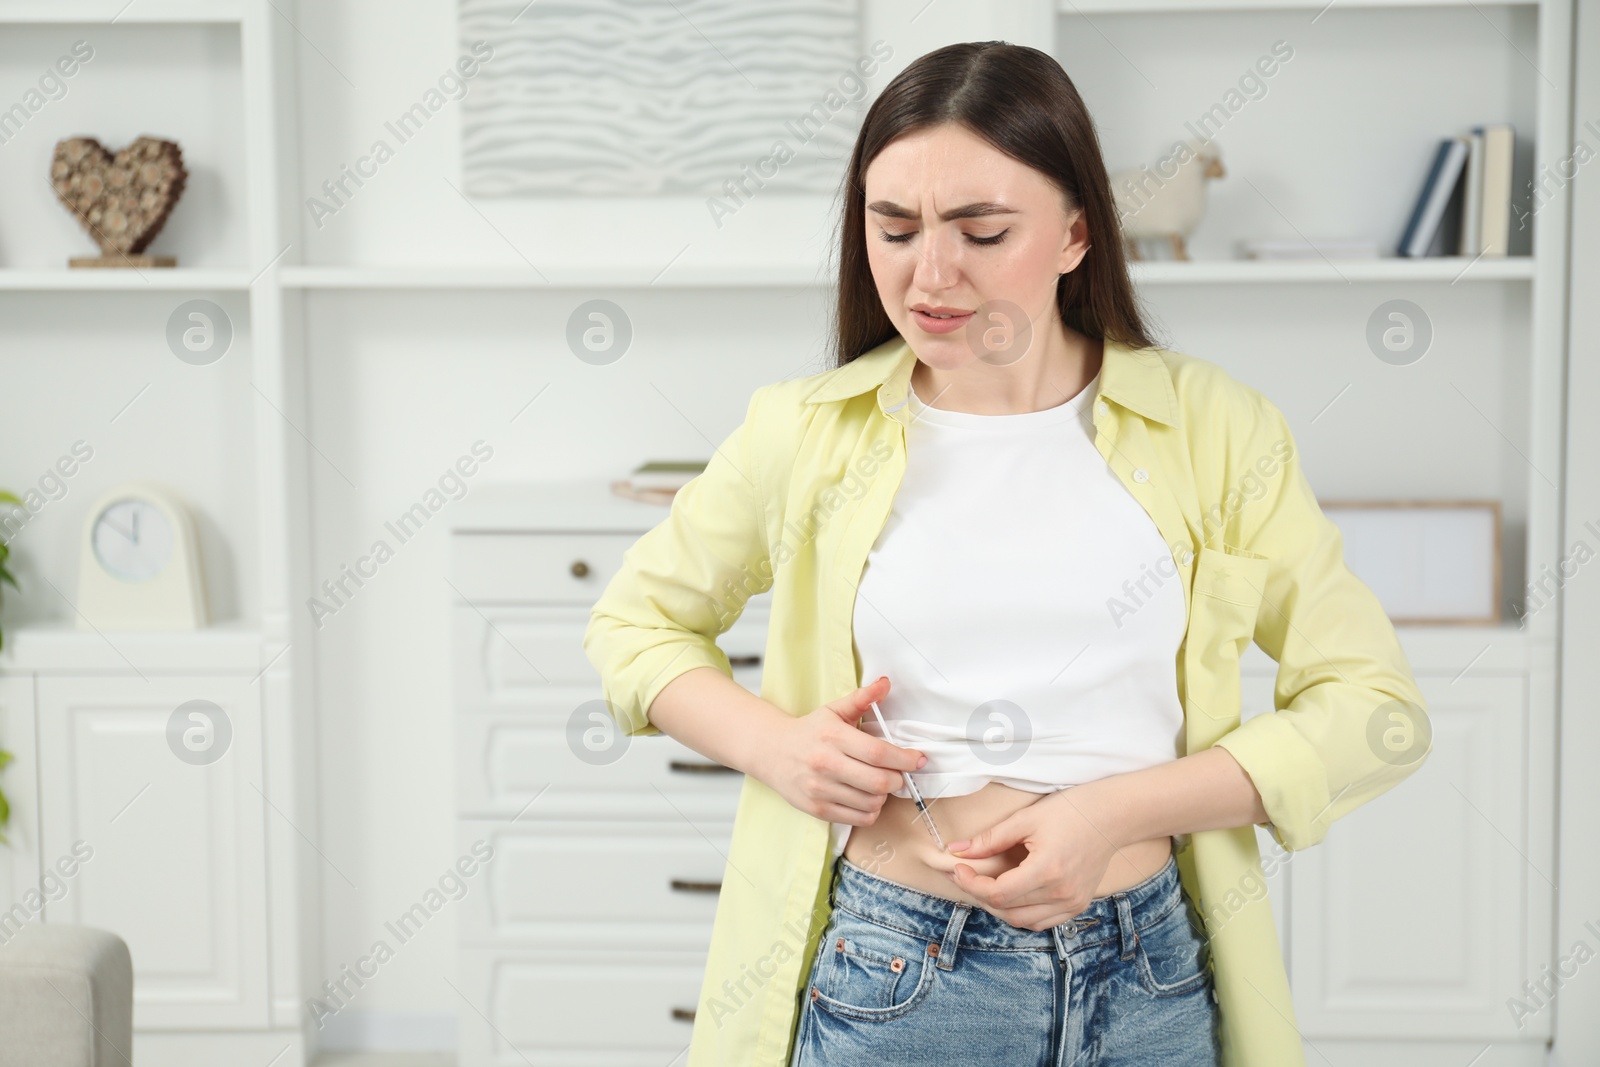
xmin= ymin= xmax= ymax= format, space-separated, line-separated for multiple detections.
xmin=311 ymin=1056 xmax=454 ymax=1067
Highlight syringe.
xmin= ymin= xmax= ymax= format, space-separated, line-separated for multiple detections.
xmin=867 ymin=699 xmax=946 ymax=851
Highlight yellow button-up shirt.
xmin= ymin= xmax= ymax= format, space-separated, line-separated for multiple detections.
xmin=585 ymin=333 xmax=1430 ymax=1067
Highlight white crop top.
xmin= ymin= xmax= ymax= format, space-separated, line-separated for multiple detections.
xmin=829 ymin=368 xmax=1188 ymax=860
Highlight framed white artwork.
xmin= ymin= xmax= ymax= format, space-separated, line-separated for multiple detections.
xmin=1318 ymin=499 xmax=1501 ymax=625
xmin=458 ymin=0 xmax=866 ymax=196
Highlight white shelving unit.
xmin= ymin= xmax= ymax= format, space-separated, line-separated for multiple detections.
xmin=1047 ymin=0 xmax=1571 ymax=1063
xmin=270 ymin=256 xmax=1539 ymax=289
xmin=0 ymin=269 xmax=256 ymax=289
xmin=0 ymin=1 xmax=245 ymax=22
xmin=1060 ymin=0 xmax=1539 ymax=10
xmin=0 ymin=4 xmax=312 ymax=1065
xmin=0 ymin=0 xmax=1578 ymax=1063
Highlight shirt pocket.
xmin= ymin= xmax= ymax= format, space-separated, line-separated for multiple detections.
xmin=1184 ymin=542 xmax=1269 ymax=737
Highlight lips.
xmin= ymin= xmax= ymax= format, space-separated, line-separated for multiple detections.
xmin=911 ymin=307 xmax=974 ymax=334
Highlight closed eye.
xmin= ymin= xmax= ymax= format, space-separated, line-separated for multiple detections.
xmin=875 ymin=228 xmax=1010 ymax=246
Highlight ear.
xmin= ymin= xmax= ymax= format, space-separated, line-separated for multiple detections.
xmin=1058 ymin=206 xmax=1092 ymax=274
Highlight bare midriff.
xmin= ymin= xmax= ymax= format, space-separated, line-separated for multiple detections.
xmin=842 ymin=781 xmax=1174 ymax=910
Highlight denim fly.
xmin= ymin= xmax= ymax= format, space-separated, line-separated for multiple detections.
xmin=789 ymin=851 xmax=1222 ymax=1067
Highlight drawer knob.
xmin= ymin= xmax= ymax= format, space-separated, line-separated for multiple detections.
xmin=727 ymin=654 xmax=761 ymax=668
xmin=672 ymin=1007 xmax=696 ymax=1023
xmin=668 ymin=759 xmax=740 ymax=775
xmin=669 ymin=878 xmax=723 ymax=894
xmin=570 ymin=559 xmax=590 ymax=578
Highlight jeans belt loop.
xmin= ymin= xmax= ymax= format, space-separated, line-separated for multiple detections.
xmin=1114 ymin=893 xmax=1139 ymax=961
xmin=935 ymin=903 xmax=970 ymax=972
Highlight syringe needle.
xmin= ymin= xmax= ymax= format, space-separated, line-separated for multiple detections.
xmin=868 ymin=699 xmax=946 ymax=851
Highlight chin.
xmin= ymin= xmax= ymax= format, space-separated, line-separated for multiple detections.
xmin=905 ymin=333 xmax=973 ymax=364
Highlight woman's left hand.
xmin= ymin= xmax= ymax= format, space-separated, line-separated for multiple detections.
xmin=942 ymin=784 xmax=1122 ymax=931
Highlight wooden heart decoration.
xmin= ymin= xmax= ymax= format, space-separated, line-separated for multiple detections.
xmin=50 ymin=136 xmax=187 ymax=258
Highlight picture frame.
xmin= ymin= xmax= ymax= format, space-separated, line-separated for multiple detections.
xmin=1317 ymin=499 xmax=1502 ymax=625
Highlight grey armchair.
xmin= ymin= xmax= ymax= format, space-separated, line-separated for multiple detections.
xmin=0 ymin=925 xmax=133 ymax=1067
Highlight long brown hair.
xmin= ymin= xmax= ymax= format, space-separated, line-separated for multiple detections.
xmin=831 ymin=41 xmax=1160 ymax=366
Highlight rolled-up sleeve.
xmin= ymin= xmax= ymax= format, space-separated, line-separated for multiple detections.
xmin=583 ymin=387 xmax=774 ymax=737
xmin=1211 ymin=386 xmax=1432 ymax=852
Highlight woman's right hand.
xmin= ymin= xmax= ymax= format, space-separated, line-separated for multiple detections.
xmin=760 ymin=675 xmax=928 ymax=824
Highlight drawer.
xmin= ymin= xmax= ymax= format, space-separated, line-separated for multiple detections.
xmin=458 ymin=947 xmax=706 ymax=1064
xmin=453 ymin=604 xmax=769 ymax=712
xmin=452 ymin=531 xmax=639 ymax=603
xmin=457 ymin=713 xmax=745 ymax=822
xmin=458 ymin=821 xmax=730 ymax=948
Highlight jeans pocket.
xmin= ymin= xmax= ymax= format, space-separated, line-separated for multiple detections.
xmin=1133 ymin=895 xmax=1212 ymax=998
xmin=810 ymin=907 xmax=936 ymax=1022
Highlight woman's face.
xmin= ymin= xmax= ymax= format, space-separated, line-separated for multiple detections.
xmin=862 ymin=122 xmax=1089 ymax=369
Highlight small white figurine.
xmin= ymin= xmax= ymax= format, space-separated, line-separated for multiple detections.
xmin=1110 ymin=137 xmax=1225 ymax=261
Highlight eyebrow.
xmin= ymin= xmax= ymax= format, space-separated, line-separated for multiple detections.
xmin=866 ymin=200 xmax=1018 ymax=221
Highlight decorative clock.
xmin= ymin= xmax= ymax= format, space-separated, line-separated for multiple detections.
xmin=78 ymin=482 xmax=208 ymax=630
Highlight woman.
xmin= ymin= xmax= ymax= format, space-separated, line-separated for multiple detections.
xmin=585 ymin=41 xmax=1429 ymax=1067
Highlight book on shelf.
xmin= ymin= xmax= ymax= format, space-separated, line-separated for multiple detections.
xmin=628 ymin=460 xmax=707 ymax=490
xmin=1399 ymin=123 xmax=1513 ymax=258
xmin=609 ymin=459 xmax=708 ymax=504
xmin=1475 ymin=124 xmax=1514 ymax=255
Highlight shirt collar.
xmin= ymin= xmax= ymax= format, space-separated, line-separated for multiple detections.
xmin=802 ymin=332 xmax=1179 ymax=428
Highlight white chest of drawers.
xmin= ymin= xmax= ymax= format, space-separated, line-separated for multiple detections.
xmin=450 ymin=480 xmax=768 ymax=1066
xmin=447 ymin=481 xmax=1550 ymax=1067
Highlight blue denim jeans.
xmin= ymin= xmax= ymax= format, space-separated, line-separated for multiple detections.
xmin=790 ymin=851 xmax=1221 ymax=1066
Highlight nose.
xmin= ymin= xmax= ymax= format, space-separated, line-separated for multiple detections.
xmin=910 ymin=226 xmax=961 ymax=295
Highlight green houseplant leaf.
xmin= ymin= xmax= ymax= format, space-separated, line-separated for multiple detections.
xmin=0 ymin=748 xmax=11 ymax=845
